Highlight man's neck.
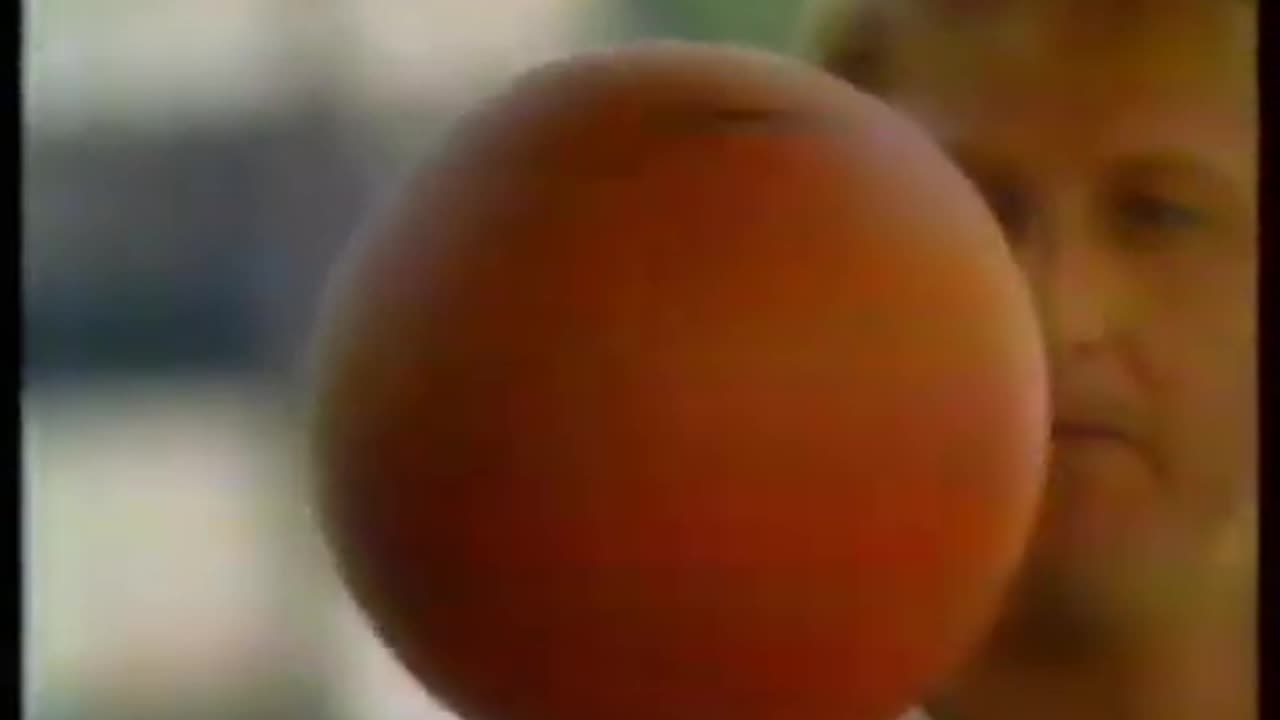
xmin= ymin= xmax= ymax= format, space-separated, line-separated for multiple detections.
xmin=928 ymin=608 xmax=1255 ymax=720
xmin=1123 ymin=601 xmax=1256 ymax=720
xmin=932 ymin=519 xmax=1257 ymax=720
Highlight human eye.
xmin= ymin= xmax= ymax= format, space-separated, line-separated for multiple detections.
xmin=942 ymin=143 xmax=1036 ymax=246
xmin=1114 ymin=191 xmax=1212 ymax=234
xmin=973 ymin=177 xmax=1033 ymax=244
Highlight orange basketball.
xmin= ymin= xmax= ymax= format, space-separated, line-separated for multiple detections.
xmin=311 ymin=42 xmax=1048 ymax=720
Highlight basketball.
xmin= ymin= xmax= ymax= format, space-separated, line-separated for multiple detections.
xmin=311 ymin=41 xmax=1049 ymax=720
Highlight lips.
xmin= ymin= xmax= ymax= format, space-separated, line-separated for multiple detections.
xmin=1049 ymin=392 xmax=1141 ymax=446
xmin=1049 ymin=414 xmax=1154 ymax=480
xmin=1051 ymin=420 xmax=1131 ymax=443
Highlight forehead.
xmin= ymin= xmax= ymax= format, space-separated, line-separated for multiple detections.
xmin=884 ymin=1 xmax=1256 ymax=181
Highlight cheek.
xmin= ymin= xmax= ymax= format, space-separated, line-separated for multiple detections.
xmin=1134 ymin=245 xmax=1255 ymax=420
xmin=1131 ymin=266 xmax=1255 ymax=528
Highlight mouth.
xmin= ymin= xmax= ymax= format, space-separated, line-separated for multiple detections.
xmin=1050 ymin=421 xmax=1132 ymax=445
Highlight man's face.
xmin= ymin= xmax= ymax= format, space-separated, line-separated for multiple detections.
xmin=885 ymin=1 xmax=1256 ymax=642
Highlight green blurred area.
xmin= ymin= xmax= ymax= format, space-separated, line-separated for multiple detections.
xmin=613 ymin=0 xmax=809 ymax=50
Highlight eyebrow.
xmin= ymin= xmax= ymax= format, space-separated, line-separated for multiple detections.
xmin=938 ymin=142 xmax=1028 ymax=187
xmin=1108 ymin=151 xmax=1244 ymax=193
xmin=942 ymin=141 xmax=1247 ymax=198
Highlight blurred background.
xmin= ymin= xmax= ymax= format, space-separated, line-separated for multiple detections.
xmin=22 ymin=2 xmax=812 ymax=719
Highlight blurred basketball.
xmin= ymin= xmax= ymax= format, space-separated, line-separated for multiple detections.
xmin=311 ymin=41 xmax=1048 ymax=720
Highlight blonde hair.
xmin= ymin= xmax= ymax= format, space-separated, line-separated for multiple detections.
xmin=795 ymin=0 xmax=1257 ymax=95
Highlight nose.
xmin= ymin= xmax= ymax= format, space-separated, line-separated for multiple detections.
xmin=1017 ymin=213 xmax=1117 ymax=360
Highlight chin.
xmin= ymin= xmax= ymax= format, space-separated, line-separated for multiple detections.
xmin=984 ymin=553 xmax=1132 ymax=666
xmin=989 ymin=506 xmax=1159 ymax=660
xmin=1037 ymin=449 xmax=1161 ymax=561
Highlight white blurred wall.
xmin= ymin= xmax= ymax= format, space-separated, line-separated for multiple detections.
xmin=25 ymin=0 xmax=597 ymax=133
xmin=23 ymin=2 xmax=610 ymax=719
